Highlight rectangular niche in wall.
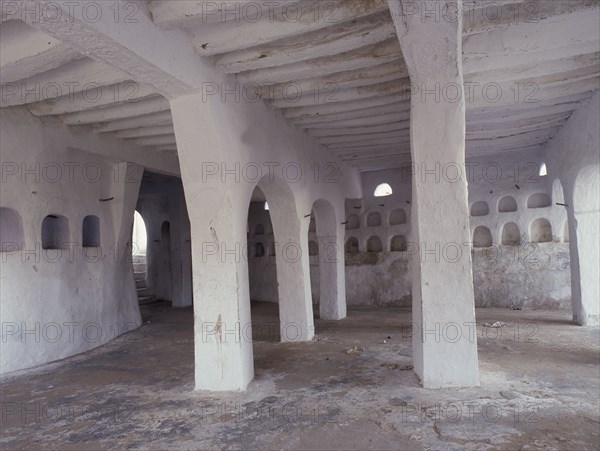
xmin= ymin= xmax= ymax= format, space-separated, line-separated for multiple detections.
xmin=82 ymin=215 xmax=100 ymax=247
xmin=42 ymin=215 xmax=69 ymax=250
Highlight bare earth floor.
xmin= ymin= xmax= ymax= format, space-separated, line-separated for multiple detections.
xmin=1 ymin=302 xmax=599 ymax=450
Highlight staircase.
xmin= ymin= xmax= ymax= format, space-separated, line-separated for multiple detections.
xmin=133 ymin=255 xmax=155 ymax=305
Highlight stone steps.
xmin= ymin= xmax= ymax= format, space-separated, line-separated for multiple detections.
xmin=135 ymin=278 xmax=147 ymax=289
xmin=133 ymin=255 xmax=151 ymax=304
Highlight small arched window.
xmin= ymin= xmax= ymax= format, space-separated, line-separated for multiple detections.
xmin=82 ymin=215 xmax=100 ymax=247
xmin=132 ymin=211 xmax=147 ymax=256
xmin=42 ymin=215 xmax=69 ymax=250
xmin=539 ymin=162 xmax=547 ymax=177
xmin=374 ymin=183 xmax=393 ymax=197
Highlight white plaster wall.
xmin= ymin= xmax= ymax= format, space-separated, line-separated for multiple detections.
xmin=473 ymin=243 xmax=571 ymax=309
xmin=467 ymin=151 xmax=568 ymax=246
xmin=343 ymin=161 xmax=573 ymax=310
xmin=0 ymin=107 xmax=151 ymax=374
xmin=466 ymin=151 xmax=572 ymax=309
xmin=343 ymin=168 xmax=413 ymax=307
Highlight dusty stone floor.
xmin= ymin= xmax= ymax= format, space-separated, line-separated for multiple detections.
xmin=1 ymin=302 xmax=599 ymax=450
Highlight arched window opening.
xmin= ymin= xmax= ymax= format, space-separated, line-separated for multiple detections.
xmin=367 ymin=212 xmax=382 ymax=227
xmin=42 ymin=215 xmax=69 ymax=250
xmin=498 ymin=196 xmax=518 ymax=213
xmin=390 ymin=235 xmax=407 ymax=252
xmin=374 ymin=183 xmax=393 ymax=197
xmin=264 ymin=201 xmax=269 ymax=211
xmin=345 ymin=237 xmax=359 ymax=254
xmin=367 ymin=236 xmax=383 ymax=253
xmin=389 ymin=209 xmax=406 ymax=225
xmin=471 ymin=201 xmax=489 ymax=217
xmin=473 ymin=226 xmax=492 ymax=248
xmin=539 ymin=162 xmax=547 ymax=177
xmin=0 ymin=207 xmax=24 ymax=252
xmin=132 ymin=211 xmax=147 ymax=256
xmin=527 ymin=193 xmax=551 ymax=209
xmin=502 ymin=222 xmax=521 ymax=246
xmin=82 ymin=215 xmax=100 ymax=247
xmin=530 ymin=218 xmax=552 ymax=243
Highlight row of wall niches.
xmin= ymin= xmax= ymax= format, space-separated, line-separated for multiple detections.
xmin=345 ymin=209 xmax=407 ymax=230
xmin=0 ymin=208 xmax=100 ymax=251
xmin=344 ymin=235 xmax=408 ymax=253
xmin=471 ymin=193 xmax=552 ymax=217
xmin=472 ymin=218 xmax=567 ymax=248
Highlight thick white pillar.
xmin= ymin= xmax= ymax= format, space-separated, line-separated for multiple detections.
xmin=258 ymin=182 xmax=315 ymax=341
xmin=390 ymin=0 xmax=479 ymax=387
xmin=170 ymin=93 xmax=254 ymax=391
xmin=568 ymin=166 xmax=600 ymax=326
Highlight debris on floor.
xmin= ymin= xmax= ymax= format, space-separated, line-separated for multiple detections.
xmin=345 ymin=346 xmax=364 ymax=355
xmin=381 ymin=362 xmax=413 ymax=370
xmin=483 ymin=321 xmax=510 ymax=328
